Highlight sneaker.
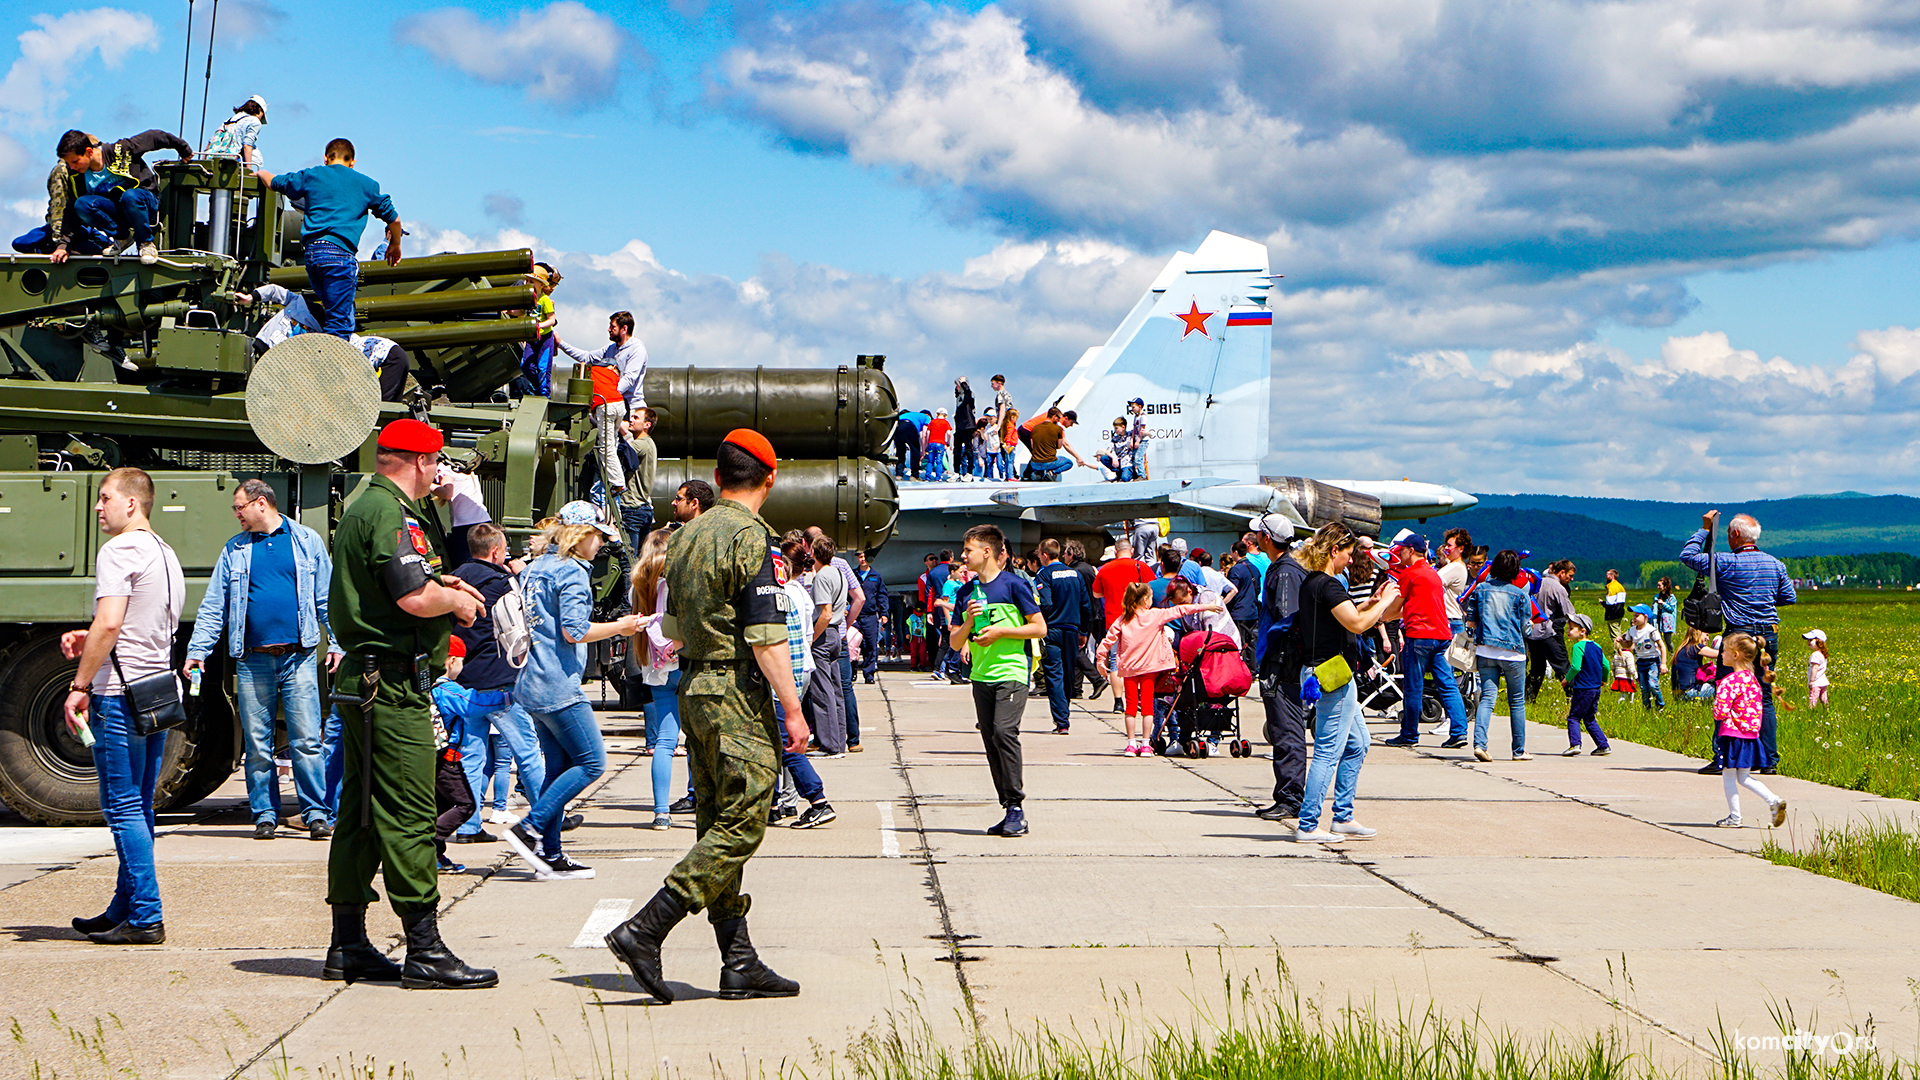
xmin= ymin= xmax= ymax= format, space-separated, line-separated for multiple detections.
xmin=1052 ymin=725 xmax=1070 ymax=735
xmin=561 ymin=813 xmax=584 ymax=831
xmin=503 ymin=824 xmax=552 ymax=874
xmin=1330 ymin=820 xmax=1376 ymax=840
xmin=1561 ymin=746 xmax=1582 ymax=757
xmin=1592 ymin=746 xmax=1612 ymax=756
xmin=437 ymin=854 xmax=466 ymax=874
xmin=1439 ymin=738 xmax=1469 ymax=749
xmin=1112 ymin=699 xmax=1124 ymax=714
xmin=669 ymin=795 xmax=696 ymax=813
xmin=252 ymin=820 xmax=276 ymax=840
xmin=650 ymin=814 xmax=672 ymax=830
xmin=791 ymin=802 xmax=837 ymax=829
xmin=849 ymin=744 xmax=865 ymax=753
xmin=450 ymin=829 xmax=497 ymax=844
xmin=137 ymin=241 xmax=158 ymax=265
xmin=536 ymin=853 xmax=595 ymax=880
xmin=1291 ymin=826 xmax=1345 ymax=843
xmin=1121 ymin=743 xmax=1137 ymax=756
xmin=1715 ymin=815 xmax=1744 ymax=828
xmin=1697 ymin=762 xmax=1723 ymax=775
xmin=1770 ymin=800 xmax=1787 ymax=827
xmin=486 ymin=808 xmax=516 ymax=824
xmin=1378 ymin=736 xmax=1418 ymax=748
xmin=1473 ymin=747 xmax=1492 ymax=762
xmin=985 ymin=806 xmax=1027 ymax=837
xmin=1512 ymin=752 xmax=1534 ymax=761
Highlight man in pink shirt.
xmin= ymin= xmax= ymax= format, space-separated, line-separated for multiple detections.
xmin=1379 ymin=534 xmax=1468 ymax=748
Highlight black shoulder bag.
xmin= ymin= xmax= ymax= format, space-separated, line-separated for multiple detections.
xmin=1682 ymin=528 xmax=1724 ymax=634
xmin=109 ymin=533 xmax=189 ymax=737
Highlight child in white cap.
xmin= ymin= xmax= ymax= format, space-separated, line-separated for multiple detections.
xmin=1803 ymin=629 xmax=1829 ymax=707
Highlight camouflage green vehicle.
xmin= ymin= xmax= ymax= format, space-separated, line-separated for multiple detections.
xmin=0 ymin=157 xmax=897 ymax=825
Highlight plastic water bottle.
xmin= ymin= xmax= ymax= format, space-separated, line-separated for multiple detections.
xmin=189 ymin=667 xmax=202 ymax=697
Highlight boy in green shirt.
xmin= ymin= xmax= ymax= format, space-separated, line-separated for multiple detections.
xmin=949 ymin=525 xmax=1046 ymax=837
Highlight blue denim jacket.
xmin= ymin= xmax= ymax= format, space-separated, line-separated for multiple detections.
xmin=515 ymin=553 xmax=594 ymax=712
xmin=187 ymin=518 xmax=340 ymax=661
xmin=1465 ymin=581 xmax=1529 ymax=653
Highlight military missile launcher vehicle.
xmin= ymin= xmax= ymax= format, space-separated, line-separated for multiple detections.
xmin=0 ymin=156 xmax=898 ymax=825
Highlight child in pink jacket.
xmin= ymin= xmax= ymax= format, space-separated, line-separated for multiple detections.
xmin=1096 ymin=581 xmax=1223 ymax=756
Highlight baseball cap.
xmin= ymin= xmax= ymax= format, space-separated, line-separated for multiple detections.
xmin=1247 ymin=513 xmax=1291 ymax=541
xmin=1128 ymin=396 xmax=1145 ymax=407
xmin=1170 ymin=537 xmax=1188 ymax=555
xmin=1568 ymin=613 xmax=1594 ymax=634
xmin=1391 ymin=532 xmax=1428 ymax=556
xmin=936 ymin=407 xmax=947 ymax=415
xmin=248 ymin=94 xmax=269 ymax=121
xmin=1802 ymin=629 xmax=1827 ymax=643
xmin=558 ymin=500 xmax=619 ymax=540
xmin=1630 ymin=603 xmax=1655 ymax=617
xmin=376 ymin=418 xmax=443 ymax=454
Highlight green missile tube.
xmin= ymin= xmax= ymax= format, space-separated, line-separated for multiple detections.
xmin=649 ymin=456 xmax=899 ymax=554
xmin=644 ymin=358 xmax=897 ymax=462
xmin=266 ymin=249 xmax=534 ymax=289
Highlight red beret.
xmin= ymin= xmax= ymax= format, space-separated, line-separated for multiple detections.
xmin=722 ymin=428 xmax=777 ymax=470
xmin=377 ymin=418 xmax=444 ymax=454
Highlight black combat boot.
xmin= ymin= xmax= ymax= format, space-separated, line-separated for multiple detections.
xmin=605 ymin=888 xmax=687 ymax=1002
xmin=398 ymin=910 xmax=498 ymax=990
xmin=713 ymin=917 xmax=800 ymax=1000
xmin=324 ymin=903 xmax=403 ymax=983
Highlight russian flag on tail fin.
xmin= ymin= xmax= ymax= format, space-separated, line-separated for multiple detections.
xmin=1227 ymin=310 xmax=1272 ymax=327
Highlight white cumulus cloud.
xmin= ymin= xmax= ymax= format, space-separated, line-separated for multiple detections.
xmin=395 ymin=2 xmax=629 ymax=108
xmin=0 ymin=9 xmax=158 ymax=130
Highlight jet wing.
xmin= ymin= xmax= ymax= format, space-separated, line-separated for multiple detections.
xmin=897 ymin=477 xmax=1233 ymax=524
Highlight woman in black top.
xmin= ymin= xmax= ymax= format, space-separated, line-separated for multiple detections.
xmin=1291 ymin=523 xmax=1401 ymax=844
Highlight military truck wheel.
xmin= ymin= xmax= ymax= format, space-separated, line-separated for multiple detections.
xmin=0 ymin=634 xmax=178 ymax=824
xmin=158 ymin=689 xmax=239 ymax=813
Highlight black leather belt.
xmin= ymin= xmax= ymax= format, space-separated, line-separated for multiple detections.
xmin=248 ymin=643 xmax=309 ymax=656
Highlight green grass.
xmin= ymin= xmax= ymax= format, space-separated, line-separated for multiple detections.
xmin=1529 ymin=592 xmax=1920 ymax=803
xmin=1761 ymin=817 xmax=1920 ymax=903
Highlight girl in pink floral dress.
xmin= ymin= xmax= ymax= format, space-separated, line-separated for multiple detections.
xmin=1714 ymin=633 xmax=1786 ymax=829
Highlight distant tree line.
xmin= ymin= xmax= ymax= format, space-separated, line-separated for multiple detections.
xmin=1632 ymin=553 xmax=1918 ymax=587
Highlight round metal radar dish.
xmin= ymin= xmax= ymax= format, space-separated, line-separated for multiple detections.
xmin=247 ymin=335 xmax=381 ymax=464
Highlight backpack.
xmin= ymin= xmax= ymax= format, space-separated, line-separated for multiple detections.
xmin=492 ymin=575 xmax=533 ymax=669
xmin=1683 ymin=530 xmax=1725 ymax=634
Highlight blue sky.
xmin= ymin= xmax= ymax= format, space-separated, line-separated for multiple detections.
xmin=6 ymin=0 xmax=1920 ymax=500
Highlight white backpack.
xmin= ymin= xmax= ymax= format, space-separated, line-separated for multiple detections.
xmin=492 ymin=576 xmax=533 ymax=669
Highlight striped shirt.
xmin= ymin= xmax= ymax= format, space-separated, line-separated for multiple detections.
xmin=1679 ymin=529 xmax=1796 ymax=629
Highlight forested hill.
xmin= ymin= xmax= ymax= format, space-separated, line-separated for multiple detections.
xmin=1464 ymin=492 xmax=1920 ymax=558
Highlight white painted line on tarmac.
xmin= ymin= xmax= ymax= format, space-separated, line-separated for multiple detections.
xmin=877 ymin=802 xmax=901 ymax=857
xmin=570 ymin=898 xmax=635 ymax=948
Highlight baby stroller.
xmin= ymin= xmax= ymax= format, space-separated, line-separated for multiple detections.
xmin=1154 ymin=631 xmax=1252 ymax=759
xmin=1356 ymin=648 xmax=1404 ymax=718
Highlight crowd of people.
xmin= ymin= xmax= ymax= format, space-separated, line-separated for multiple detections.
xmin=889 ymin=377 xmax=1154 ymax=483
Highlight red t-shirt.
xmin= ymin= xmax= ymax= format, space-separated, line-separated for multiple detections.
xmin=1093 ymin=558 xmax=1155 ymax=627
xmin=1398 ymin=559 xmax=1450 ymax=640
xmin=926 ymin=418 xmax=952 ymax=444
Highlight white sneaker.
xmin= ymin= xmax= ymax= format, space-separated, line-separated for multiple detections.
xmin=487 ymin=809 xmax=517 ymax=825
xmin=1291 ymin=826 xmax=1345 ymax=843
xmin=1330 ymin=820 xmax=1376 ymax=840
xmin=138 ymin=241 xmax=158 ymax=265
xmin=1715 ymin=815 xmax=1744 ymax=828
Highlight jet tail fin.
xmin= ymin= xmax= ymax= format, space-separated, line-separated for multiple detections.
xmin=1044 ymin=231 xmax=1272 ymax=483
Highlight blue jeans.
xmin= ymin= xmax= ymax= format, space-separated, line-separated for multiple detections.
xmin=484 ymin=733 xmax=512 ymax=809
xmin=89 ymin=695 xmax=165 ymax=927
xmin=455 ymin=693 xmax=544 ymax=835
xmin=1097 ymin=454 xmax=1138 ymax=482
xmin=1636 ymin=656 xmax=1666 ymax=709
xmin=620 ymin=502 xmax=654 ymax=554
xmin=775 ymin=700 xmax=825 ymax=803
xmin=74 ymin=188 xmax=159 ymax=243
xmin=1297 ymin=666 xmax=1367 ymax=833
xmin=955 ymin=441 xmax=977 ymax=478
xmin=1399 ymin=637 xmax=1467 ymax=742
xmin=642 ymin=669 xmax=683 ymax=815
xmin=1024 ymin=458 xmax=1072 ymax=481
xmin=924 ymin=444 xmax=947 ymax=482
xmin=323 ymin=706 xmax=344 ymax=813
xmin=1474 ymin=656 xmax=1528 ymax=755
xmin=14 ymin=223 xmax=111 ymax=254
xmin=839 ymin=641 xmax=861 ymax=746
xmin=857 ymin=614 xmax=882 ymax=680
xmin=236 ymin=649 xmax=329 ymax=826
xmin=303 ymin=239 xmax=360 ymax=339
xmin=524 ymin=700 xmax=604 ymax=855
xmin=1567 ymin=686 xmax=1608 ymax=749
xmin=1042 ymin=624 xmax=1078 ymax=729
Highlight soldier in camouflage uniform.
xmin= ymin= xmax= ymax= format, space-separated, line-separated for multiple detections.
xmin=324 ymin=419 xmax=497 ymax=990
xmin=607 ymin=428 xmax=810 ymax=1003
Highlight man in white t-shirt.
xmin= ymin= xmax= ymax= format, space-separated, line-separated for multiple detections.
xmin=1439 ymin=528 xmax=1472 ymax=637
xmin=61 ymin=467 xmax=185 ymax=945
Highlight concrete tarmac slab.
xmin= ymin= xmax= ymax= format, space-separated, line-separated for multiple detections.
xmin=5 ymin=671 xmax=1919 ymax=1078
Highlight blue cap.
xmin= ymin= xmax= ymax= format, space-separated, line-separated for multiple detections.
xmin=559 ymin=500 xmax=620 ymax=540
xmin=1630 ymin=603 xmax=1655 ymax=617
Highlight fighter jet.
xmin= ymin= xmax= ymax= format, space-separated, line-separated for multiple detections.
xmin=881 ymin=230 xmax=1474 ymax=577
